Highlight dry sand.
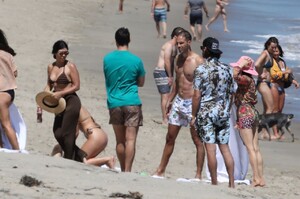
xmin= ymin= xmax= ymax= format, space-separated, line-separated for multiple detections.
xmin=0 ymin=0 xmax=300 ymax=198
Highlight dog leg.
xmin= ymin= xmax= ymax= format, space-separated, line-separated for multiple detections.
xmin=278 ymin=127 xmax=285 ymax=141
xmin=265 ymin=124 xmax=272 ymax=141
xmin=285 ymin=123 xmax=294 ymax=142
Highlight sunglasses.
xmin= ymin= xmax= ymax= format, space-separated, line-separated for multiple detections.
xmin=58 ymin=51 xmax=69 ymax=56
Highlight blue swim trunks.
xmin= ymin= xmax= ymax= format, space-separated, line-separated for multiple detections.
xmin=196 ymin=116 xmax=230 ymax=144
xmin=154 ymin=8 xmax=167 ymax=22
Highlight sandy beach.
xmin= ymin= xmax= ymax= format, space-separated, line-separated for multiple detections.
xmin=1 ymin=0 xmax=300 ymax=198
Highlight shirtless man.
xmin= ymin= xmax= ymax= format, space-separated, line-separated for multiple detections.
xmin=153 ymin=27 xmax=184 ymax=124
xmin=205 ymin=0 xmax=229 ymax=32
xmin=151 ymin=0 xmax=170 ymax=38
xmin=153 ymin=30 xmax=205 ymax=179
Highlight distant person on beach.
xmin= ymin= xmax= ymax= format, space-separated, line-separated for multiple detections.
xmin=231 ymin=56 xmax=265 ymax=187
xmin=103 ymin=27 xmax=146 ymax=172
xmin=44 ymin=40 xmax=86 ymax=162
xmin=151 ymin=0 xmax=170 ymax=38
xmin=184 ymin=0 xmax=209 ymax=41
xmin=153 ymin=27 xmax=184 ymax=124
xmin=270 ymin=45 xmax=299 ymax=115
xmin=255 ymin=37 xmax=279 ymax=140
xmin=0 ymin=29 xmax=19 ymax=150
xmin=119 ymin=0 xmax=124 ymax=13
xmin=191 ymin=37 xmax=235 ymax=188
xmin=51 ymin=106 xmax=116 ymax=169
xmin=153 ymin=30 xmax=205 ymax=180
xmin=205 ymin=0 xmax=229 ymax=32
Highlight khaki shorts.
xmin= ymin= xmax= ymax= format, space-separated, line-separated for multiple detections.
xmin=109 ymin=105 xmax=143 ymax=127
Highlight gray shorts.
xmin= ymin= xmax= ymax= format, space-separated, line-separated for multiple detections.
xmin=153 ymin=67 xmax=170 ymax=94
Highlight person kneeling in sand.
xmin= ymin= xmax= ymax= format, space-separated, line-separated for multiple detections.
xmin=52 ymin=106 xmax=116 ymax=169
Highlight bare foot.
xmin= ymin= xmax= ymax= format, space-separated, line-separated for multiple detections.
xmin=151 ymin=173 xmax=165 ymax=179
xmin=251 ymin=178 xmax=264 ymax=187
xmin=194 ymin=175 xmax=202 ymax=180
xmin=205 ymin=24 xmax=209 ymax=31
xmin=152 ymin=169 xmax=165 ymax=178
xmin=278 ymin=135 xmax=285 ymax=141
xmin=259 ymin=133 xmax=269 ymax=140
xmin=224 ymin=28 xmax=230 ymax=32
xmin=259 ymin=178 xmax=266 ymax=187
xmin=107 ymin=156 xmax=116 ymax=169
xmin=271 ymin=135 xmax=279 ymax=140
xmin=228 ymin=183 xmax=235 ymax=188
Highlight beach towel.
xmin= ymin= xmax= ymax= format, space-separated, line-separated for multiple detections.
xmin=0 ymin=103 xmax=28 ymax=153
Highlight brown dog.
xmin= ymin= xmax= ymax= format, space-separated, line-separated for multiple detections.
xmin=258 ymin=113 xmax=294 ymax=142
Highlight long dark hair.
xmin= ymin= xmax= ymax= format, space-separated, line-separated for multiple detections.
xmin=264 ymin=37 xmax=279 ymax=50
xmin=0 ymin=29 xmax=16 ymax=56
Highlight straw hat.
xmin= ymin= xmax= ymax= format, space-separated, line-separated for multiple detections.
xmin=35 ymin=91 xmax=66 ymax=114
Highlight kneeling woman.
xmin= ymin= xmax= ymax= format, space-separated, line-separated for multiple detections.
xmin=52 ymin=106 xmax=115 ymax=169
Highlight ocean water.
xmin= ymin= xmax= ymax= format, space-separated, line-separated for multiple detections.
xmin=212 ymin=0 xmax=300 ymax=120
xmin=73 ymin=0 xmax=300 ymax=120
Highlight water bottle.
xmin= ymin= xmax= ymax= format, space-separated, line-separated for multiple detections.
xmin=37 ymin=106 xmax=42 ymax=123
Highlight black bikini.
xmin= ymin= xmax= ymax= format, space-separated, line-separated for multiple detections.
xmin=2 ymin=89 xmax=15 ymax=102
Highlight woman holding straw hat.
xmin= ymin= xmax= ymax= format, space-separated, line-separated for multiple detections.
xmin=41 ymin=40 xmax=86 ymax=162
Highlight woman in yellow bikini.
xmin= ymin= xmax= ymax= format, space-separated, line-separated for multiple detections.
xmin=270 ymin=45 xmax=299 ymax=114
xmin=255 ymin=37 xmax=279 ymax=139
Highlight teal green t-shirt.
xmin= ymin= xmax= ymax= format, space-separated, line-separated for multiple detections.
xmin=103 ymin=50 xmax=146 ymax=109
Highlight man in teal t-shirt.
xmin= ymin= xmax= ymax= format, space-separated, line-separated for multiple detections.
xmin=103 ymin=27 xmax=146 ymax=172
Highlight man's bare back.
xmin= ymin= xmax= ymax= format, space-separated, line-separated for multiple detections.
xmin=156 ymin=40 xmax=177 ymax=76
xmin=153 ymin=0 xmax=170 ymax=9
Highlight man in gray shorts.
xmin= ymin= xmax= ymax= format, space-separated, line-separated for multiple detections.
xmin=153 ymin=27 xmax=184 ymax=124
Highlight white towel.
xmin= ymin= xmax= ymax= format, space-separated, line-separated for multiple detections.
xmin=0 ymin=103 xmax=27 ymax=152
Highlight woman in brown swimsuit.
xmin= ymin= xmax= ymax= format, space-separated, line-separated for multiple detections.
xmin=45 ymin=40 xmax=85 ymax=161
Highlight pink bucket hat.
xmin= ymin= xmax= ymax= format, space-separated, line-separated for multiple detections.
xmin=230 ymin=56 xmax=258 ymax=76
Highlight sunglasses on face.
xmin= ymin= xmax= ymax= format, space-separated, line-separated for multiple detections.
xmin=58 ymin=51 xmax=69 ymax=56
